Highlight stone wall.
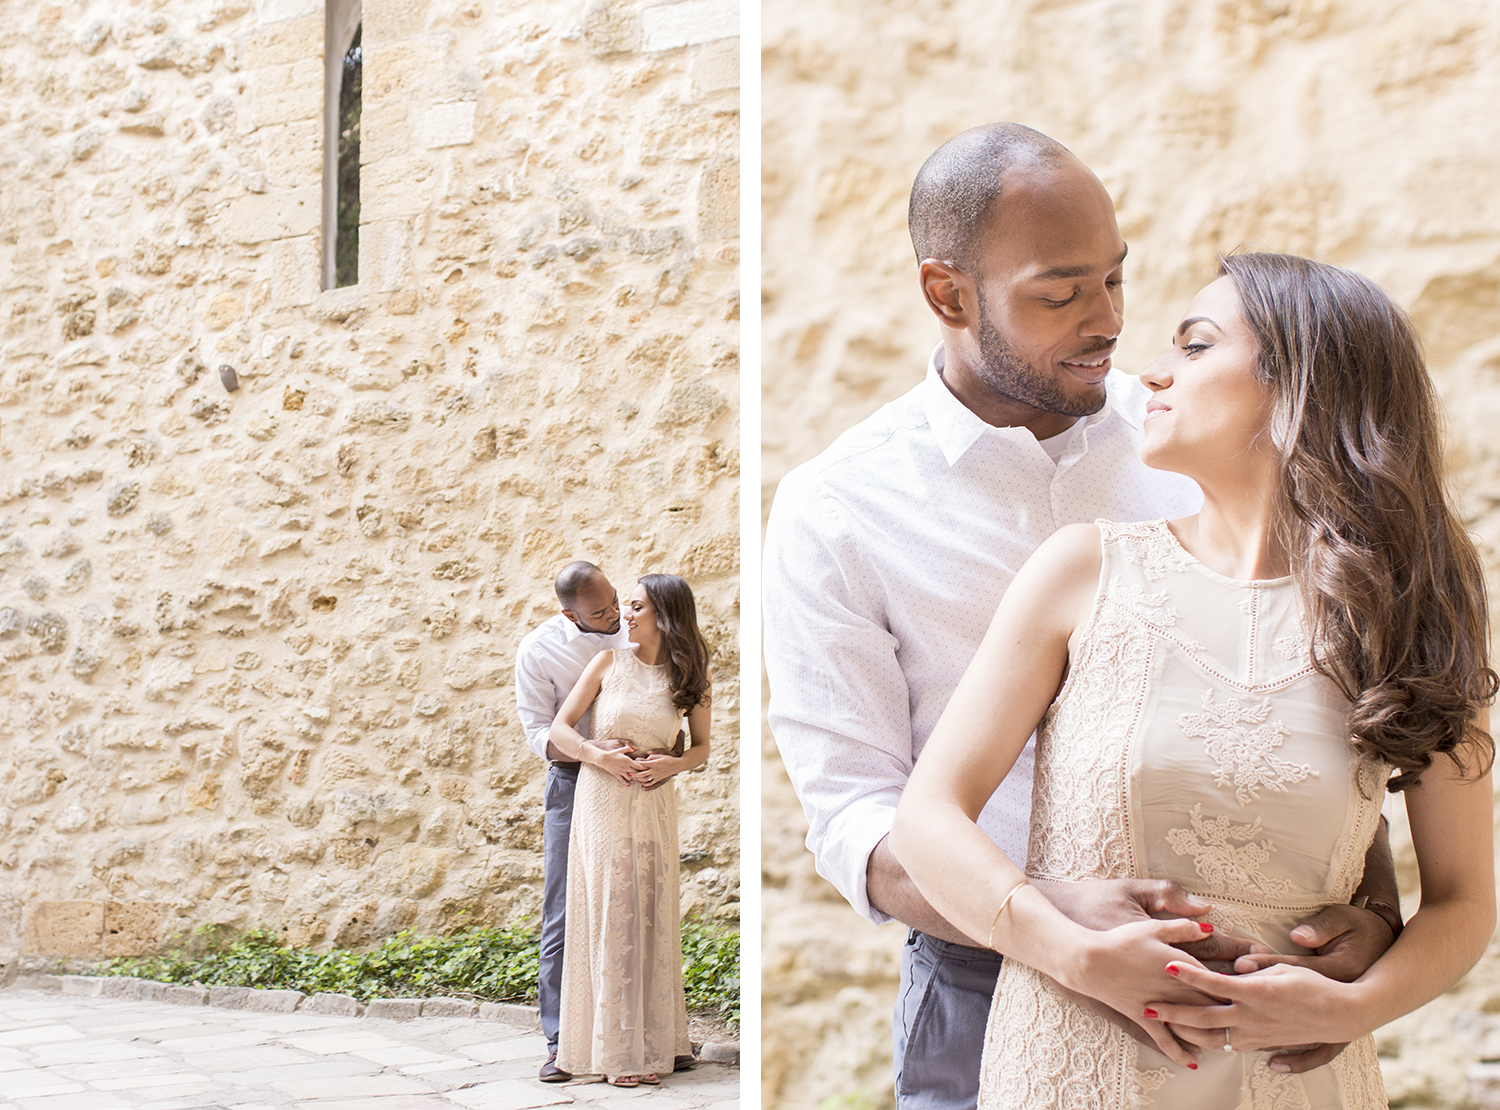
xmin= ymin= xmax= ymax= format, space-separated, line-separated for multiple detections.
xmin=762 ymin=2 xmax=1500 ymax=1107
xmin=0 ymin=0 xmax=740 ymax=968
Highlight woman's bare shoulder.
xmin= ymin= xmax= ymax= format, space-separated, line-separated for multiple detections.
xmin=1023 ymin=522 xmax=1104 ymax=586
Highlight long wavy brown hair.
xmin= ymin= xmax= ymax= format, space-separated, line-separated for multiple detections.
xmin=639 ymin=574 xmax=712 ymax=713
xmin=1221 ymin=251 xmax=1496 ymax=790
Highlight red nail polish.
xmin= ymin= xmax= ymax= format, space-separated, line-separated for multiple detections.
xmin=1199 ymin=923 xmax=1214 ymax=933
xmin=1143 ymin=1008 xmax=1158 ymax=1019
xmin=1166 ymin=964 xmax=1181 ymax=976
xmin=1188 ymin=1063 xmax=1198 ymax=1070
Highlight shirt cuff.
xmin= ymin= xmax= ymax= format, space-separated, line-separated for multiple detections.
xmin=522 ymin=727 xmax=551 ymax=762
xmin=808 ymin=795 xmax=900 ymax=925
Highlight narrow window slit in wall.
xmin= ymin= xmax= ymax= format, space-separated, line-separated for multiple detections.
xmin=323 ymin=1 xmax=362 ymax=289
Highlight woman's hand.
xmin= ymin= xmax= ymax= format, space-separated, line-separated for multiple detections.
xmin=1141 ymin=960 xmax=1358 ymax=1057
xmin=632 ymin=751 xmax=680 ymax=790
xmin=589 ymin=739 xmax=640 ymax=785
xmin=1058 ymin=918 xmax=1222 ymax=1069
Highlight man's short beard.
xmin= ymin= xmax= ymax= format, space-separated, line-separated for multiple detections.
xmin=972 ymin=294 xmax=1109 ymax=419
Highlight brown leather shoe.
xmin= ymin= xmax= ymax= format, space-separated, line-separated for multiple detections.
xmin=539 ymin=1047 xmax=571 ymax=1082
xmin=673 ymin=1054 xmax=697 ymax=1072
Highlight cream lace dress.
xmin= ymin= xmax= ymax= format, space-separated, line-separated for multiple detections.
xmin=556 ymin=647 xmax=693 ymax=1077
xmin=978 ymin=520 xmax=1388 ymax=1109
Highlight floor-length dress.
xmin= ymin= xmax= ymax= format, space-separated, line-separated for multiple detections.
xmin=978 ymin=520 xmax=1389 ymax=1108
xmin=556 ymin=647 xmax=693 ymax=1077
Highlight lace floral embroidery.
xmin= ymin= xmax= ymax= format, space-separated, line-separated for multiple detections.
xmin=1244 ymin=1056 xmax=1315 ymax=1109
xmin=1166 ymin=804 xmax=1293 ymax=899
xmin=1109 ymin=579 xmax=1179 ymax=626
xmin=1102 ymin=519 xmax=1199 ymax=581
xmin=1203 ymin=899 xmax=1263 ymax=940
xmin=1130 ymin=1065 xmax=1171 ymax=1107
xmin=1330 ymin=1036 xmax=1388 ymax=1106
xmin=1178 ymin=690 xmax=1316 ymax=805
xmin=1027 ymin=596 xmax=1150 ymax=882
xmin=1273 ymin=633 xmax=1308 ymax=661
xmin=980 ymin=961 xmax=1136 ymax=1108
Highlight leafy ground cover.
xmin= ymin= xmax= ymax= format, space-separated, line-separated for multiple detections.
xmin=95 ymin=920 xmax=739 ymax=1027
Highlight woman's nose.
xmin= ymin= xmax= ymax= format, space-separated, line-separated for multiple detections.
xmin=1139 ymin=352 xmax=1172 ymax=390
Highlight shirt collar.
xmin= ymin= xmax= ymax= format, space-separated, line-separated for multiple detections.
xmin=922 ymin=343 xmax=1116 ymax=468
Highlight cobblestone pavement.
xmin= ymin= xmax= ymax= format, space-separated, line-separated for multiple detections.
xmin=0 ymin=990 xmax=740 ymax=1110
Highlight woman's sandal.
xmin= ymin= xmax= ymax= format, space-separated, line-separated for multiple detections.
xmin=640 ymin=1074 xmax=661 ymax=1085
xmin=607 ymin=1075 xmax=640 ymax=1088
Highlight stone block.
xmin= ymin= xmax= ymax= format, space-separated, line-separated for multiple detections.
xmin=62 ymin=974 xmax=104 ymax=996
xmin=271 ymin=235 xmax=321 ymax=307
xmin=164 ymin=985 xmax=210 ymax=1006
xmin=12 ymin=973 xmax=65 ymax=992
xmin=360 ymin=155 xmax=433 ymax=221
xmin=261 ymin=118 xmax=322 ymax=186
xmin=698 ymin=156 xmax=738 ymax=238
xmin=364 ymin=997 xmax=423 ymax=1020
xmin=365 ymin=0 xmax=430 ymax=37
xmin=100 ymin=976 xmax=165 ymax=1001
xmin=583 ymin=0 xmax=641 ymax=55
xmin=421 ymin=997 xmax=479 ymax=1018
xmin=359 ymin=99 xmax=409 ymax=164
xmin=699 ymin=1040 xmax=738 ymax=1064
xmin=303 ymin=991 xmax=362 ymax=1016
xmin=225 ymin=187 xmax=321 ymax=244
xmin=101 ymin=900 xmax=165 ymax=956
xmin=25 ymin=900 xmax=103 ymax=955
xmin=477 ymin=1001 xmax=542 ymax=1032
xmin=242 ymin=16 xmax=322 ymax=68
xmin=363 ymin=42 xmax=427 ymax=101
xmin=242 ymin=988 xmax=306 ymax=1012
xmin=203 ymin=292 xmax=244 ymax=329
xmin=361 ymin=219 xmax=412 ymax=293
xmin=423 ymin=101 xmax=477 ymax=148
xmin=247 ymin=60 xmax=323 ymax=129
xmin=209 ymin=985 xmax=254 ymax=1009
xmin=690 ymin=37 xmax=739 ymax=97
xmin=260 ymin=0 xmax=321 ymax=21
xmin=643 ymin=0 xmax=738 ymax=52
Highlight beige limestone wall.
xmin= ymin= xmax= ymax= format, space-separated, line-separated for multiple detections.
xmin=0 ymin=0 xmax=740 ymax=967
xmin=762 ymin=2 xmax=1500 ymax=1107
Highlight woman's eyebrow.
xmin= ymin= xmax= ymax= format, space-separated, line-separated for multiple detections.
xmin=1176 ymin=315 xmax=1218 ymax=336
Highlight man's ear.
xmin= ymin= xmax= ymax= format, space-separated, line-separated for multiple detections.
xmin=560 ymin=608 xmax=578 ymax=624
xmin=918 ymin=259 xmax=978 ymax=331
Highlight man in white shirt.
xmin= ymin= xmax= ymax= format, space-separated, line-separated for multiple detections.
xmin=764 ymin=124 xmax=1401 ymax=1110
xmin=514 ymin=560 xmax=629 ymax=1081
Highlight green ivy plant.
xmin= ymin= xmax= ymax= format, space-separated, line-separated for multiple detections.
xmin=96 ymin=920 xmax=739 ymax=1026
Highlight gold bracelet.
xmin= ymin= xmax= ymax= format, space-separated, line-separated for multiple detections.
xmin=986 ymin=877 xmax=1031 ymax=951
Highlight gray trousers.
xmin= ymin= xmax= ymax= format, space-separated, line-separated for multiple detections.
xmin=539 ymin=762 xmax=579 ymax=1050
xmin=893 ymin=930 xmax=1004 ymax=1110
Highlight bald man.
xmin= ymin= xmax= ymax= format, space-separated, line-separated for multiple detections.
xmin=763 ymin=124 xmax=1402 ymax=1110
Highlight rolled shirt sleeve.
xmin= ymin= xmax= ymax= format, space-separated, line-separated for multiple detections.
xmin=764 ymin=482 xmax=915 ymax=924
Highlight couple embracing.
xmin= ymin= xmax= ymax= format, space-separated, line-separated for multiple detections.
xmin=765 ymin=123 xmax=1495 ymax=1107
xmin=515 ymin=563 xmax=712 ymax=1088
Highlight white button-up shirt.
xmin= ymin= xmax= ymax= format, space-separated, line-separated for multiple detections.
xmin=763 ymin=346 xmax=1204 ymax=923
xmin=514 ymin=614 xmax=631 ymax=761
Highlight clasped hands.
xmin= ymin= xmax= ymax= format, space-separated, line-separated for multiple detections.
xmin=591 ymin=737 xmax=678 ymax=789
xmin=1037 ymin=878 xmax=1393 ymax=1073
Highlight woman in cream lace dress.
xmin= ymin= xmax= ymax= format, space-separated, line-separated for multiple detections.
xmin=549 ymin=574 xmax=712 ymax=1086
xmin=893 ymin=253 xmax=1496 ymax=1107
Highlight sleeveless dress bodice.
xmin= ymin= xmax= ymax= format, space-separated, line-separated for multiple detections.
xmin=979 ymin=520 xmax=1389 ymax=1108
